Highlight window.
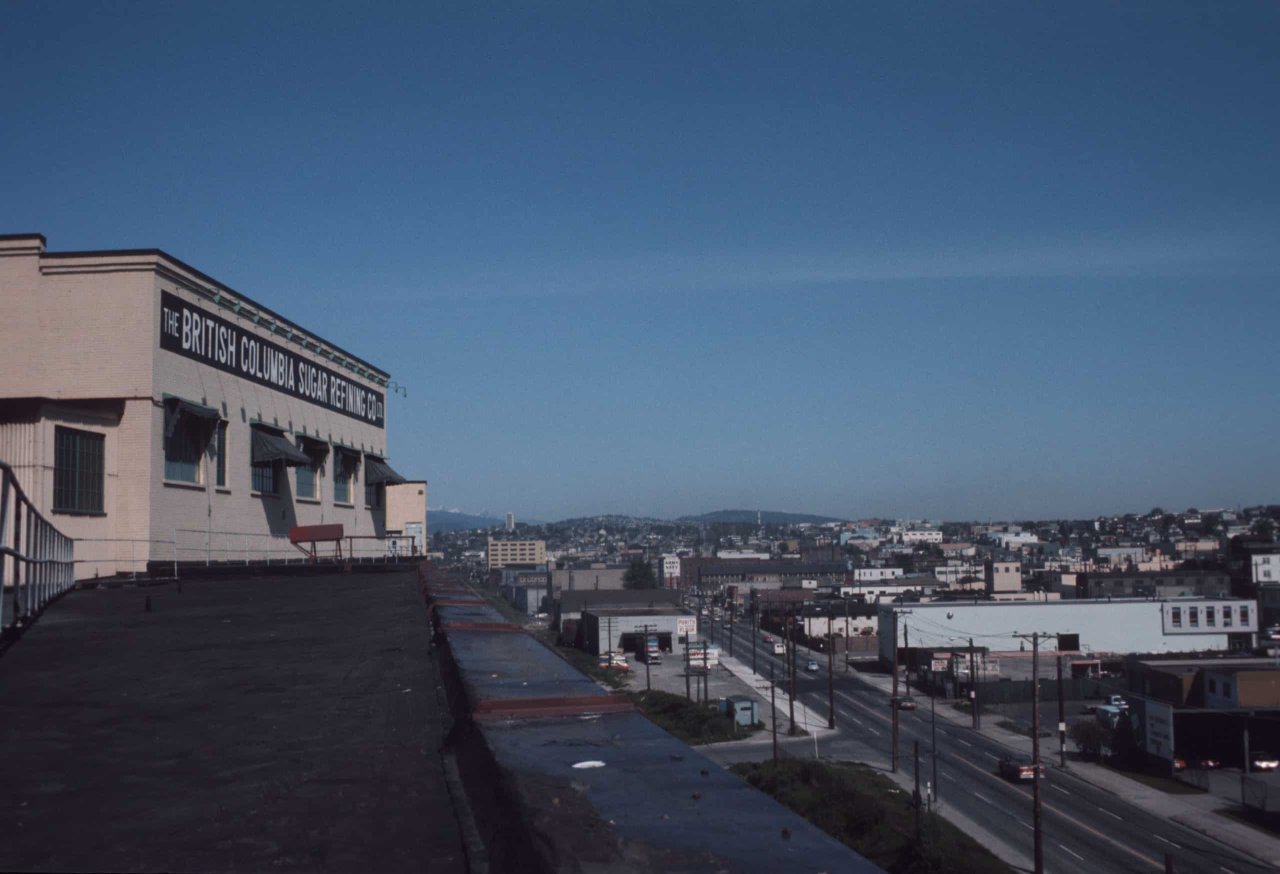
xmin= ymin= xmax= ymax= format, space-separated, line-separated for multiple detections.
xmin=1208 ymin=678 xmax=1218 ymax=694
xmin=212 ymin=421 xmax=228 ymax=488
xmin=1224 ymin=607 xmax=1233 ymax=627
xmin=296 ymin=441 xmax=322 ymax=500
xmin=1224 ymin=682 xmax=1233 ymax=698
xmin=1189 ymin=607 xmax=1199 ymax=628
xmin=365 ymin=479 xmax=382 ymax=509
xmin=53 ymin=426 xmax=104 ymax=513
xmin=1207 ymin=607 xmax=1216 ymax=627
xmin=333 ymin=450 xmax=356 ymax=504
xmin=1171 ymin=606 xmax=1182 ymax=628
xmin=1240 ymin=605 xmax=1250 ymax=626
xmin=164 ymin=415 xmax=206 ymax=484
xmin=252 ymin=461 xmax=278 ymax=495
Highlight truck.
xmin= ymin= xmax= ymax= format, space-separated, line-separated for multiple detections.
xmin=772 ymin=642 xmax=785 ymax=655
xmin=640 ymin=634 xmax=662 ymax=664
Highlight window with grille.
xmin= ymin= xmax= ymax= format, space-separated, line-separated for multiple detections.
xmin=212 ymin=421 xmax=228 ymax=488
xmin=164 ymin=413 xmax=207 ymax=484
xmin=252 ymin=460 xmax=278 ymax=495
xmin=296 ymin=441 xmax=321 ymax=499
xmin=53 ymin=427 xmax=104 ymax=513
xmin=334 ymin=451 xmax=355 ymax=504
xmin=365 ymin=480 xmax=382 ymax=509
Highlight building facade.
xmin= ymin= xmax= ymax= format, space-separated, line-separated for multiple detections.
xmin=486 ymin=537 xmax=547 ymax=570
xmin=0 ymin=234 xmax=407 ymax=577
xmin=878 ymin=598 xmax=1258 ymax=663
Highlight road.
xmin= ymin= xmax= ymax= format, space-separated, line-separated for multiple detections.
xmin=715 ymin=618 xmax=1270 ymax=874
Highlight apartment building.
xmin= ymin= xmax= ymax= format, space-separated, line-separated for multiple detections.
xmin=487 ymin=536 xmax=547 ymax=570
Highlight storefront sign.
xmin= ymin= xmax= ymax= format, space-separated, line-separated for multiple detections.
xmin=159 ymin=291 xmax=385 ymax=428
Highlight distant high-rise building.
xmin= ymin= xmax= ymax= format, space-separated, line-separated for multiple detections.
xmin=505 ymin=512 xmax=515 ymax=532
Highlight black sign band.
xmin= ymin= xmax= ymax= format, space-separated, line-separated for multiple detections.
xmin=159 ymin=290 xmax=385 ymax=428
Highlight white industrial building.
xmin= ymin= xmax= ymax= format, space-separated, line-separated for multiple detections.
xmin=878 ymin=598 xmax=1259 ymax=662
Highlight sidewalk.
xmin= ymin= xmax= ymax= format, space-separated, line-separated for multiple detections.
xmin=719 ymin=651 xmax=835 ymax=738
xmin=851 ymin=666 xmax=1280 ymax=869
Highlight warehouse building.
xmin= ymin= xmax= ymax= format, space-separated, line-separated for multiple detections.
xmin=0 ymin=233 xmax=410 ymax=577
xmin=877 ymin=598 xmax=1259 ymax=664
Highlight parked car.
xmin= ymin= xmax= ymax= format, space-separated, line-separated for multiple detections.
xmin=998 ymin=756 xmax=1046 ymax=782
xmin=805 ymin=659 xmax=819 ymax=672
xmin=1251 ymin=752 xmax=1280 ymax=771
xmin=1107 ymin=694 xmax=1129 ymax=710
xmin=892 ymin=696 xmax=918 ymax=711
xmin=762 ymin=634 xmax=774 ymax=644
xmin=1172 ymin=756 xmax=1187 ymax=772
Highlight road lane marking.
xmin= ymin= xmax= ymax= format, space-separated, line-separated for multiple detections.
xmin=985 ymin=753 xmax=1001 ymax=761
xmin=1057 ymin=843 xmax=1084 ymax=861
xmin=1101 ymin=808 xmax=1123 ymax=821
xmin=957 ymin=738 xmax=974 ymax=747
xmin=1220 ymin=866 xmax=1238 ymax=874
xmin=1154 ymin=835 xmax=1181 ymax=849
xmin=945 ymin=754 xmax=1164 ymax=871
xmin=972 ymin=792 xmax=991 ymax=804
xmin=1018 ymin=820 xmax=1033 ymax=831
xmin=942 ymin=772 xmax=956 ymax=781
xmin=1051 ymin=784 xmax=1072 ymax=795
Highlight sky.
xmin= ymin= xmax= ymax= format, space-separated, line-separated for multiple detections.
xmin=3 ymin=2 xmax=1279 ymax=522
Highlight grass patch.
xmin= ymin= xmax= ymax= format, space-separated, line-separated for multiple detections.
xmin=552 ymin=642 xmax=630 ymax=689
xmin=996 ymin=719 xmax=1052 ymax=739
xmin=731 ymin=759 xmax=1014 ymax=874
xmin=630 ymin=689 xmax=759 ymax=745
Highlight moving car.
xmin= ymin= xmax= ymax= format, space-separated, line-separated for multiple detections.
xmin=1251 ymin=751 xmax=1279 ymax=771
xmin=892 ymin=696 xmax=918 ymax=711
xmin=805 ymin=659 xmax=819 ymax=672
xmin=1190 ymin=755 xmax=1220 ymax=770
xmin=1107 ymin=694 xmax=1129 ymax=710
xmin=998 ymin=756 xmax=1046 ymax=782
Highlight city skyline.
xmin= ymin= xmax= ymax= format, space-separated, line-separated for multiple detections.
xmin=3 ymin=3 xmax=1278 ymax=521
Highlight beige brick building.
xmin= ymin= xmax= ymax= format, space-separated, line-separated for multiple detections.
xmin=0 ymin=233 xmax=410 ymax=578
xmin=486 ymin=537 xmax=546 ymax=570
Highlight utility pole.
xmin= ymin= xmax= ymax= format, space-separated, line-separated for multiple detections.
xmin=827 ymin=631 xmax=836 ymax=730
xmin=685 ymin=630 xmax=692 ymax=701
xmin=771 ymin=662 xmax=779 ymax=762
xmin=1030 ymin=632 xmax=1044 ymax=874
xmin=913 ymin=739 xmax=922 ymax=846
xmin=1057 ymin=652 xmax=1067 ymax=769
xmin=891 ymin=612 xmax=911 ymax=771
xmin=931 ymin=686 xmax=938 ymax=802
xmin=969 ymin=637 xmax=981 ymax=730
xmin=751 ymin=600 xmax=758 ymax=675
xmin=788 ymin=607 xmax=797 ymax=735
xmin=639 ymin=623 xmax=656 ymax=692
xmin=728 ymin=599 xmax=734 ymax=658
xmin=844 ymin=598 xmax=851 ymax=673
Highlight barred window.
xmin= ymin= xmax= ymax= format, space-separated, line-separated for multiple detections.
xmin=365 ymin=479 xmax=382 ymax=509
xmin=165 ymin=415 xmax=206 ymax=484
xmin=53 ymin=427 xmax=104 ymax=514
xmin=296 ymin=442 xmax=320 ymax=500
xmin=252 ymin=461 xmax=278 ymax=495
xmin=212 ymin=421 xmax=228 ymax=488
xmin=333 ymin=451 xmax=356 ymax=504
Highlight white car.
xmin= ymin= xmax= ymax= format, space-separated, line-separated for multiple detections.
xmin=805 ymin=659 xmax=819 ymax=672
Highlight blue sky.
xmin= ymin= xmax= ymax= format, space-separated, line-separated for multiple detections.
xmin=4 ymin=2 xmax=1279 ymax=521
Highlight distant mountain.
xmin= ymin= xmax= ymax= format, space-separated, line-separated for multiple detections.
xmin=678 ymin=509 xmax=844 ymax=525
xmin=427 ymin=509 xmax=506 ymax=534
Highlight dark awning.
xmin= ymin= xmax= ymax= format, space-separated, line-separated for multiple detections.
xmin=250 ymin=426 xmax=311 ymax=467
xmin=364 ymin=455 xmax=407 ymax=485
xmin=163 ymin=396 xmax=220 ymax=439
xmin=297 ymin=434 xmax=330 ymax=462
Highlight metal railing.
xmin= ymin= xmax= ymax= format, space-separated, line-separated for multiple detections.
xmin=1 ymin=460 xmax=75 ymax=633
xmin=173 ymin=527 xmax=415 ymax=566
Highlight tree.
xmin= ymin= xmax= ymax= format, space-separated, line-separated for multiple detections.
xmin=623 ymin=557 xmax=659 ymax=590
xmin=1068 ymin=720 xmax=1111 ymax=760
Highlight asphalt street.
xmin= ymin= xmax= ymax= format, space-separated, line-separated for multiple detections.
xmin=715 ymin=618 xmax=1271 ymax=874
